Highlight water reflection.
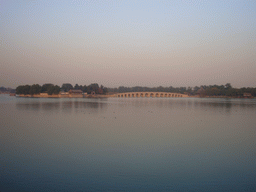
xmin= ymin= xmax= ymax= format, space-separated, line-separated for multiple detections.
xmin=193 ymin=98 xmax=256 ymax=114
xmin=193 ymin=100 xmax=233 ymax=113
xmin=16 ymin=99 xmax=107 ymax=113
xmin=16 ymin=103 xmax=41 ymax=111
xmin=61 ymin=101 xmax=73 ymax=112
xmin=42 ymin=102 xmax=60 ymax=111
xmin=117 ymin=98 xmax=255 ymax=108
xmin=1 ymin=96 xmax=256 ymax=192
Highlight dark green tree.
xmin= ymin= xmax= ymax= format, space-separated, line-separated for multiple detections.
xmin=103 ymin=87 xmax=108 ymax=94
xmin=29 ymin=84 xmax=42 ymax=95
xmin=46 ymin=85 xmax=60 ymax=95
xmin=23 ymin=85 xmax=31 ymax=95
xmin=47 ymin=85 xmax=55 ymax=95
xmin=53 ymin=85 xmax=60 ymax=95
xmin=74 ymin=84 xmax=79 ymax=90
xmin=42 ymin=84 xmax=54 ymax=93
xmin=87 ymin=83 xmax=99 ymax=94
xmin=82 ymin=85 xmax=87 ymax=93
xmin=61 ymin=83 xmax=73 ymax=92
xmin=225 ymin=83 xmax=232 ymax=90
xmin=16 ymin=85 xmax=24 ymax=94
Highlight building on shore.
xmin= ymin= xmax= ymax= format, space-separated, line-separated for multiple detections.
xmin=40 ymin=93 xmax=49 ymax=97
xmin=60 ymin=91 xmax=69 ymax=98
xmin=68 ymin=89 xmax=83 ymax=98
xmin=243 ymin=93 xmax=253 ymax=98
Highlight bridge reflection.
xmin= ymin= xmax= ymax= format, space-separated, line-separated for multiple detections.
xmin=115 ymin=92 xmax=188 ymax=98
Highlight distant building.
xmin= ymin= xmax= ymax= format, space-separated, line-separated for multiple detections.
xmin=243 ymin=93 xmax=252 ymax=98
xmin=69 ymin=89 xmax=83 ymax=98
xmin=60 ymin=91 xmax=69 ymax=98
xmin=40 ymin=93 xmax=48 ymax=96
xmin=69 ymin=89 xmax=83 ymax=94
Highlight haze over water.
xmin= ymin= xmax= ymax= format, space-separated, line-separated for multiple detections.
xmin=1 ymin=95 xmax=255 ymax=191
xmin=1 ymin=1 xmax=256 ymax=88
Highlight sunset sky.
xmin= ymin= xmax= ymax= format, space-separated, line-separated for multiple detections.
xmin=1 ymin=0 xmax=255 ymax=88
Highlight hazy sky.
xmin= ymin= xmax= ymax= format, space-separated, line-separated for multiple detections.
xmin=1 ymin=0 xmax=255 ymax=88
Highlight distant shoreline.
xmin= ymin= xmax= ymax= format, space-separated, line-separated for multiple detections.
xmin=14 ymin=94 xmax=254 ymax=99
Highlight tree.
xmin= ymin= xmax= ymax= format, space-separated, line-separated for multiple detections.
xmin=46 ymin=85 xmax=60 ymax=95
xmin=87 ymin=83 xmax=99 ymax=94
xmin=42 ymin=84 xmax=54 ymax=93
xmin=197 ymin=87 xmax=206 ymax=97
xmin=225 ymin=83 xmax=232 ymax=90
xmin=74 ymin=84 xmax=79 ymax=90
xmin=16 ymin=85 xmax=32 ymax=95
xmin=178 ymin=87 xmax=187 ymax=94
xmin=23 ymin=85 xmax=31 ymax=95
xmin=103 ymin=87 xmax=108 ymax=94
xmin=53 ymin=85 xmax=60 ymax=95
xmin=82 ymin=85 xmax=87 ymax=93
xmin=46 ymin=85 xmax=54 ymax=95
xmin=29 ymin=84 xmax=41 ymax=95
xmin=61 ymin=83 xmax=73 ymax=92
xmin=16 ymin=85 xmax=24 ymax=95
xmin=118 ymin=86 xmax=125 ymax=93
xmin=206 ymin=87 xmax=220 ymax=96
xmin=193 ymin=86 xmax=200 ymax=93
xmin=187 ymin=87 xmax=193 ymax=95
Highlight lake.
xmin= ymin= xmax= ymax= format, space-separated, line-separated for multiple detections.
xmin=0 ymin=95 xmax=255 ymax=192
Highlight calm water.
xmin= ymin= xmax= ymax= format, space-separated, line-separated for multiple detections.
xmin=1 ymin=95 xmax=255 ymax=192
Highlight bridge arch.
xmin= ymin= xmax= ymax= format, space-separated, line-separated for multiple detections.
xmin=115 ymin=92 xmax=188 ymax=98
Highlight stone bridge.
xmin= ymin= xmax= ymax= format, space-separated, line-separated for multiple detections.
xmin=115 ymin=92 xmax=189 ymax=98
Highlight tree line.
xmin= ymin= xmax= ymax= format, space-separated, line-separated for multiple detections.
xmin=16 ymin=83 xmax=108 ymax=95
xmin=61 ymin=83 xmax=108 ymax=94
xmin=108 ymin=83 xmax=256 ymax=97
xmin=15 ymin=83 xmax=256 ymax=97
xmin=16 ymin=84 xmax=60 ymax=95
xmin=0 ymin=86 xmax=15 ymax=93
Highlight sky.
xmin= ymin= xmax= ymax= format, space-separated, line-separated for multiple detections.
xmin=1 ymin=0 xmax=256 ymax=88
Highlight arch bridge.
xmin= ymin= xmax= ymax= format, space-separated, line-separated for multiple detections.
xmin=115 ymin=92 xmax=188 ymax=98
